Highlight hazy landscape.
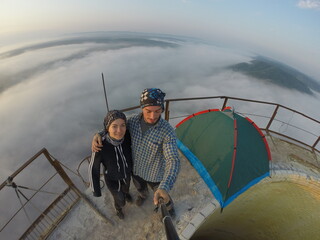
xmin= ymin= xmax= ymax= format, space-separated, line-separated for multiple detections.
xmin=228 ymin=56 xmax=320 ymax=95
xmin=1 ymin=32 xmax=319 ymax=183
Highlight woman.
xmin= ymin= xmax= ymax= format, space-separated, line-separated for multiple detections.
xmin=88 ymin=110 xmax=133 ymax=219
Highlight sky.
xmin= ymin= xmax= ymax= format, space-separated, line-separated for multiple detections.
xmin=1 ymin=0 xmax=320 ymax=79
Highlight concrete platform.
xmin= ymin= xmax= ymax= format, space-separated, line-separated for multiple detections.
xmin=187 ymin=135 xmax=320 ymax=240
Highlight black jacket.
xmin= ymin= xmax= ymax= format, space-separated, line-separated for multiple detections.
xmin=89 ymin=131 xmax=133 ymax=197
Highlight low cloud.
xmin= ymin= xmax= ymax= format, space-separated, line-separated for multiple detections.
xmin=0 ymin=32 xmax=319 ymax=239
xmin=0 ymin=32 xmax=319 ymax=185
xmin=297 ymin=0 xmax=320 ymax=9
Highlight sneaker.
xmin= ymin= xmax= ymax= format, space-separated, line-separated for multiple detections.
xmin=116 ymin=209 xmax=124 ymax=219
xmin=135 ymin=196 xmax=146 ymax=206
xmin=125 ymin=193 xmax=133 ymax=203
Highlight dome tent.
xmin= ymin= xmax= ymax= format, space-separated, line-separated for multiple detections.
xmin=175 ymin=108 xmax=271 ymax=208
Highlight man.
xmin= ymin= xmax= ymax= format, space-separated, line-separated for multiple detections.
xmin=92 ymin=88 xmax=180 ymax=215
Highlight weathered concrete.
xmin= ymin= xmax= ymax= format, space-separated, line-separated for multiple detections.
xmin=47 ymin=135 xmax=320 ymax=240
xmin=187 ymin=135 xmax=320 ymax=240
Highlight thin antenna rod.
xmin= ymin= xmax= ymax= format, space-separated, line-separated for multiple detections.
xmin=101 ymin=73 xmax=109 ymax=113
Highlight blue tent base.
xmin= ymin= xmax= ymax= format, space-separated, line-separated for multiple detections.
xmin=177 ymin=139 xmax=270 ymax=208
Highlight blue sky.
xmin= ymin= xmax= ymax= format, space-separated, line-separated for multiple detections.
xmin=1 ymin=0 xmax=320 ymax=78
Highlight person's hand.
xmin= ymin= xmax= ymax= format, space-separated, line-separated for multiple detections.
xmin=154 ymin=189 xmax=170 ymax=205
xmin=92 ymin=133 xmax=103 ymax=152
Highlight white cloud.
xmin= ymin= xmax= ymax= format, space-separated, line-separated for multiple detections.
xmin=297 ymin=0 xmax=320 ymax=9
xmin=0 ymin=33 xmax=319 ymax=239
xmin=0 ymin=32 xmax=319 ymax=184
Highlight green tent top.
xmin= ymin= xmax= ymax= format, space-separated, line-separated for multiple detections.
xmin=175 ymin=108 xmax=271 ymax=208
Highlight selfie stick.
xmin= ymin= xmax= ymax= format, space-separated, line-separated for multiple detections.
xmin=158 ymin=198 xmax=180 ymax=240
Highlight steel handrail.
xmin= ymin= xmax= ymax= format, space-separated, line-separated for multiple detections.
xmin=119 ymin=95 xmax=319 ymax=153
xmin=169 ymin=96 xmax=319 ymax=153
xmin=0 ymin=148 xmax=114 ymax=240
xmin=1 ymin=95 xmax=319 ymax=239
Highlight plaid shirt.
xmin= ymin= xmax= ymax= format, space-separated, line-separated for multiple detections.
xmin=128 ymin=114 xmax=180 ymax=192
xmin=98 ymin=113 xmax=180 ymax=191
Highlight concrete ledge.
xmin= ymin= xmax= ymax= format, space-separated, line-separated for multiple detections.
xmin=200 ymin=201 xmax=218 ymax=218
xmin=272 ymin=169 xmax=320 ymax=182
xmin=180 ymin=200 xmax=220 ymax=239
xmin=180 ymin=223 xmax=197 ymax=240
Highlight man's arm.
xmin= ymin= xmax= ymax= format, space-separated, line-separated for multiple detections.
xmin=91 ymin=131 xmax=104 ymax=152
xmin=154 ymin=130 xmax=180 ymax=204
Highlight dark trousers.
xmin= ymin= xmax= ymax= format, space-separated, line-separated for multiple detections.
xmin=132 ymin=174 xmax=174 ymax=210
xmin=132 ymin=174 xmax=159 ymax=197
xmin=105 ymin=176 xmax=131 ymax=210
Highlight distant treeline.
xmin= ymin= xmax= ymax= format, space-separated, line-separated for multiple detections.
xmin=227 ymin=56 xmax=320 ymax=95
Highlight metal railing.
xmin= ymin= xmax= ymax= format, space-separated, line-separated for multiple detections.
xmin=121 ymin=96 xmax=319 ymax=153
xmin=1 ymin=95 xmax=319 ymax=240
xmin=0 ymin=148 xmax=113 ymax=240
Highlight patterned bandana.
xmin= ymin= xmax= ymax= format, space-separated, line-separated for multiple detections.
xmin=140 ymin=88 xmax=166 ymax=110
xmin=103 ymin=110 xmax=127 ymax=132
